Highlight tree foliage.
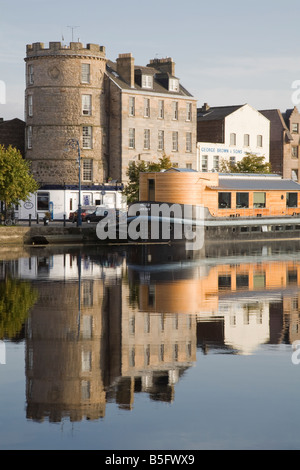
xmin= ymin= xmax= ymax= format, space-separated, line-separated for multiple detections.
xmin=123 ymin=155 xmax=173 ymax=202
xmin=0 ymin=145 xmax=39 ymax=210
xmin=0 ymin=278 xmax=38 ymax=340
xmin=219 ymin=153 xmax=272 ymax=174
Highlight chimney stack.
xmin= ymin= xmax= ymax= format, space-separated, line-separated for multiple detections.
xmin=148 ymin=57 xmax=175 ymax=76
xmin=202 ymin=103 xmax=210 ymax=112
xmin=116 ymin=53 xmax=135 ymax=88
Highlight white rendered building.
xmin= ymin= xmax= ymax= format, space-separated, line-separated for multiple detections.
xmin=197 ymin=103 xmax=270 ymax=172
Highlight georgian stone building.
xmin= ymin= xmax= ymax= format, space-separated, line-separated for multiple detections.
xmin=105 ymin=54 xmax=197 ymax=182
xmin=24 ymin=42 xmax=197 ymax=188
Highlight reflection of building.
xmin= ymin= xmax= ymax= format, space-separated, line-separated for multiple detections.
xmin=18 ymin=250 xmax=197 ymax=420
xmin=127 ymin=244 xmax=300 ymax=355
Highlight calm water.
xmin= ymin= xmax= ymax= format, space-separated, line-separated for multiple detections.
xmin=2 ymin=240 xmax=300 ymax=450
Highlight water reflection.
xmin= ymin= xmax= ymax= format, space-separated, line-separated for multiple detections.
xmin=1 ymin=241 xmax=300 ymax=423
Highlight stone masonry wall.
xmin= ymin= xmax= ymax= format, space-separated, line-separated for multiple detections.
xmin=25 ymin=42 xmax=107 ymax=185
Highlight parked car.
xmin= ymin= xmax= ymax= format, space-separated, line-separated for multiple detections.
xmin=86 ymin=207 xmax=122 ymax=223
xmin=69 ymin=206 xmax=97 ymax=223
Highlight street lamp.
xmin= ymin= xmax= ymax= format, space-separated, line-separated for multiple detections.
xmin=66 ymin=138 xmax=82 ymax=226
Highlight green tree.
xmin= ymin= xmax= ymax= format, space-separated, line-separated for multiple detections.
xmin=123 ymin=155 xmax=173 ymax=203
xmin=219 ymin=153 xmax=272 ymax=174
xmin=0 ymin=278 xmax=38 ymax=340
xmin=0 ymin=145 xmax=39 ymax=214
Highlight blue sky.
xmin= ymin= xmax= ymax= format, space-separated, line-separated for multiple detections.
xmin=1 ymin=0 xmax=300 ymax=120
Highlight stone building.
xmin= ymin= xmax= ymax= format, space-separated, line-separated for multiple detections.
xmin=105 ymin=54 xmax=197 ymax=182
xmin=260 ymin=106 xmax=300 ymax=182
xmin=0 ymin=117 xmax=25 ymax=156
xmin=24 ymin=41 xmax=107 ymax=186
xmin=24 ymin=42 xmax=197 ymax=188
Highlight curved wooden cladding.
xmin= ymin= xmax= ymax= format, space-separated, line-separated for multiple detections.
xmin=137 ymin=260 xmax=300 ymax=315
xmin=139 ymin=172 xmax=218 ymax=206
xmin=139 ymin=172 xmax=300 ymax=218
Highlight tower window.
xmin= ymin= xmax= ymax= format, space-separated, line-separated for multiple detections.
xmin=81 ymin=63 xmax=90 ymax=84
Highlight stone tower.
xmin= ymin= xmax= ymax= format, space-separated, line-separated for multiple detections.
xmin=24 ymin=42 xmax=107 ymax=186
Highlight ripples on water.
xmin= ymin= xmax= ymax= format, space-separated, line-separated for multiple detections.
xmin=1 ymin=240 xmax=300 ymax=450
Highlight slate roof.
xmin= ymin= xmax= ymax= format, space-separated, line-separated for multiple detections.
xmin=106 ymin=60 xmax=193 ymax=97
xmin=217 ymin=177 xmax=300 ymax=191
xmin=165 ymin=167 xmax=197 ymax=173
xmin=197 ymin=105 xmax=244 ymax=121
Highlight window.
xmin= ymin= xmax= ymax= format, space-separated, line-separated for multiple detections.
xmin=230 ymin=156 xmax=236 ymax=166
xmin=202 ymin=155 xmax=208 ymax=172
xmin=257 ymin=135 xmax=263 ymax=147
xmin=83 ymin=159 xmax=93 ymax=181
xmin=158 ymin=130 xmax=164 ymax=151
xmin=82 ymin=95 xmax=92 ymax=115
xmin=186 ymin=163 xmax=192 ymax=169
xmin=292 ymin=123 xmax=299 ymax=133
xmin=158 ymin=100 xmax=164 ymax=119
xmin=213 ymin=155 xmax=219 ymax=171
xmin=292 ymin=146 xmax=298 ymax=158
xmin=244 ymin=134 xmax=250 ymax=146
xmin=218 ymin=275 xmax=231 ymax=290
xmin=27 ymin=126 xmax=32 ymax=149
xmin=230 ymin=133 xmax=236 ymax=145
xmin=81 ymin=63 xmax=90 ymax=83
xmin=169 ymin=78 xmax=179 ymax=92
xmin=144 ymin=98 xmax=150 ymax=117
xmin=172 ymin=131 xmax=178 ymax=151
xmin=37 ymin=192 xmax=49 ymax=211
xmin=82 ymin=126 xmax=92 ymax=148
xmin=253 ymin=192 xmax=266 ymax=208
xmin=129 ymin=97 xmax=135 ymax=116
xmin=292 ymin=169 xmax=299 ymax=181
xmin=186 ymin=103 xmax=192 ymax=121
xmin=218 ymin=192 xmax=231 ymax=208
xmin=28 ymin=95 xmax=33 ymax=116
xmin=144 ymin=129 xmax=150 ymax=149
xmin=81 ymin=351 xmax=92 ymax=372
xmin=186 ymin=132 xmax=192 ymax=152
xmin=172 ymin=101 xmax=178 ymax=120
xmin=287 ymin=192 xmax=298 ymax=208
xmin=236 ymin=192 xmax=249 ymax=208
xmin=142 ymin=75 xmax=153 ymax=89
xmin=129 ymin=128 xmax=135 ymax=148
xmin=28 ymin=64 xmax=34 ymax=85
xmin=236 ymin=274 xmax=249 ymax=289
xmin=148 ymin=179 xmax=155 ymax=200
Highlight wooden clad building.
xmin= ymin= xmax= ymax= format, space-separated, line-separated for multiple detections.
xmin=139 ymin=168 xmax=300 ymax=218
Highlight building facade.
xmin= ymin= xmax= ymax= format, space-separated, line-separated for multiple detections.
xmin=105 ymin=54 xmax=197 ymax=182
xmin=0 ymin=117 xmax=25 ymax=156
xmin=25 ymin=42 xmax=107 ymax=186
xmin=197 ymin=103 xmax=270 ymax=172
xmin=24 ymin=42 xmax=197 ymax=189
xmin=260 ymin=107 xmax=300 ymax=182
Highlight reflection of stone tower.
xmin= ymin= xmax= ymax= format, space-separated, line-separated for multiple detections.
xmin=25 ymin=278 xmax=108 ymax=422
xmin=24 ymin=42 xmax=107 ymax=185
